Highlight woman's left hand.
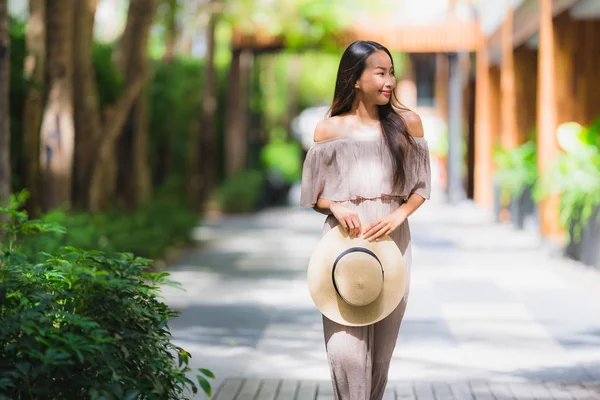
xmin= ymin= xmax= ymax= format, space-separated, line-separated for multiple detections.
xmin=362 ymin=210 xmax=407 ymax=242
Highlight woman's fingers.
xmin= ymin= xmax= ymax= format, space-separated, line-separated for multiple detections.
xmin=339 ymin=218 xmax=349 ymax=233
xmin=351 ymin=214 xmax=361 ymax=237
xmin=347 ymin=217 xmax=359 ymax=237
xmin=334 ymin=207 xmax=361 ymax=238
xmin=367 ymin=224 xmax=390 ymax=242
xmin=362 ymin=219 xmax=381 ymax=238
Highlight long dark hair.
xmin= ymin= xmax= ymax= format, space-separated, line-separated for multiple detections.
xmin=329 ymin=40 xmax=419 ymax=192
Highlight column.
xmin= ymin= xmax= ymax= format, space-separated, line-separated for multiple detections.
xmin=447 ymin=52 xmax=465 ymax=203
xmin=474 ymin=41 xmax=494 ymax=209
xmin=536 ymin=0 xmax=561 ymax=239
xmin=500 ymin=3 xmax=519 ymax=149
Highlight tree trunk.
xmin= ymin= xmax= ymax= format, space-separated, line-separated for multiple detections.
xmin=163 ymin=0 xmax=177 ymax=63
xmin=187 ymin=1 xmax=218 ymax=208
xmin=0 ymin=0 xmax=10 ymax=204
xmin=88 ymin=71 xmax=147 ymax=212
xmin=155 ymin=0 xmax=178 ymax=186
xmin=285 ymin=54 xmax=301 ymax=139
xmin=225 ymin=49 xmax=252 ymax=178
xmin=40 ymin=0 xmax=75 ymax=211
xmin=21 ymin=0 xmax=45 ymax=214
xmin=131 ymin=85 xmax=152 ymax=206
xmin=88 ymin=0 xmax=156 ymax=212
xmin=115 ymin=0 xmax=156 ymax=209
xmin=72 ymin=0 xmax=101 ymax=209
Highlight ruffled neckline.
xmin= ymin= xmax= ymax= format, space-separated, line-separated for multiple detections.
xmin=311 ymin=135 xmax=427 ymax=146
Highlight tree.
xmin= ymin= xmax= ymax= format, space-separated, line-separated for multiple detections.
xmin=163 ymin=0 xmax=178 ymax=63
xmin=111 ymin=0 xmax=158 ymax=210
xmin=220 ymin=0 xmax=352 ymax=177
xmin=0 ymin=0 xmax=9 ymax=204
xmin=72 ymin=0 xmax=101 ymax=209
xmin=187 ymin=0 xmax=219 ymax=208
xmin=21 ymin=0 xmax=45 ymax=214
xmin=39 ymin=0 xmax=75 ymax=211
xmin=88 ymin=0 xmax=158 ymax=212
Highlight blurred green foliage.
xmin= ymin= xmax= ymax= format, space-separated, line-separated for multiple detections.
xmin=223 ymin=0 xmax=352 ymax=51
xmin=535 ymin=119 xmax=600 ymax=241
xmin=8 ymin=20 xmax=200 ymax=262
xmin=296 ymin=51 xmax=343 ymax=109
xmin=149 ymin=57 xmax=207 ymax=182
xmin=214 ymin=169 xmax=266 ymax=213
xmin=493 ymin=139 xmax=538 ymax=206
xmin=92 ymin=42 xmax=124 ymax=108
xmin=260 ymin=136 xmax=303 ymax=184
xmin=19 ymin=180 xmax=199 ymax=262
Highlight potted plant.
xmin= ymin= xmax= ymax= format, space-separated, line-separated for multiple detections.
xmin=493 ymin=139 xmax=538 ymax=229
xmin=535 ymin=121 xmax=600 ymax=268
xmin=492 ymin=146 xmax=511 ymax=222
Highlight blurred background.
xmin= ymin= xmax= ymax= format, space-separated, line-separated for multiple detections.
xmin=1 ymin=0 xmax=599 ymax=262
xmin=1 ymin=0 xmax=600 ymax=399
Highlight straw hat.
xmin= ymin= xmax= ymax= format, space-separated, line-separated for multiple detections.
xmin=307 ymin=224 xmax=407 ymax=327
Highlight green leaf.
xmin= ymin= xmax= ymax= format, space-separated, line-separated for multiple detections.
xmin=197 ymin=375 xmax=212 ymax=397
xmin=15 ymin=362 xmax=31 ymax=374
xmin=198 ymin=368 xmax=216 ymax=379
xmin=124 ymin=389 xmax=140 ymax=400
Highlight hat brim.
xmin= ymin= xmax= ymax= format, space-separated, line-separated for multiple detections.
xmin=307 ymin=224 xmax=407 ymax=327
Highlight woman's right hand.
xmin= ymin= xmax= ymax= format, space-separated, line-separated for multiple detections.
xmin=330 ymin=202 xmax=362 ymax=238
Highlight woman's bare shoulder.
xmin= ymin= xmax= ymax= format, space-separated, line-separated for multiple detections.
xmin=313 ymin=116 xmax=348 ymax=142
xmin=394 ymin=108 xmax=424 ymax=138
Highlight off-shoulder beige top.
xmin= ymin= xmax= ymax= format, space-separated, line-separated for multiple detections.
xmin=300 ymin=135 xmax=431 ymax=208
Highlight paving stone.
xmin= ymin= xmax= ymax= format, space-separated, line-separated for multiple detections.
xmin=431 ymin=381 xmax=455 ymax=400
xmin=214 ymin=378 xmax=244 ymax=400
xmin=395 ymin=381 xmax=416 ymax=400
xmin=255 ymin=379 xmax=280 ymax=400
xmin=275 ymin=380 xmax=299 ymax=400
xmin=296 ymin=380 xmax=318 ymax=400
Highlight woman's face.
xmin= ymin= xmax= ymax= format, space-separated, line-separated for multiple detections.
xmin=355 ymin=50 xmax=396 ymax=105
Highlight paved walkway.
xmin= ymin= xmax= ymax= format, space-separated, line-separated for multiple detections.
xmin=212 ymin=378 xmax=600 ymax=399
xmin=162 ymin=192 xmax=600 ymax=400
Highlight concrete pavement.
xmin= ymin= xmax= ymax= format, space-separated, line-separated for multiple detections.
xmin=161 ymin=192 xmax=600 ymax=399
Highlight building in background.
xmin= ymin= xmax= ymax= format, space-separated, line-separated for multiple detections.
xmin=475 ymin=0 xmax=600 ymax=249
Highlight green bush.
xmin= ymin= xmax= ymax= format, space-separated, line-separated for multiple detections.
xmin=260 ymin=136 xmax=303 ymax=185
xmin=535 ymin=120 xmax=600 ymax=241
xmin=148 ymin=56 xmax=230 ymax=189
xmin=215 ymin=169 xmax=266 ymax=213
xmin=92 ymin=42 xmax=124 ymax=109
xmin=148 ymin=58 xmax=205 ymax=183
xmin=0 ymin=192 xmax=214 ymax=400
xmin=493 ymin=140 xmax=538 ymax=205
xmin=19 ymin=181 xmax=199 ymax=263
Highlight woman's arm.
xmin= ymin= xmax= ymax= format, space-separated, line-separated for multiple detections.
xmin=396 ymin=110 xmax=427 ymax=218
xmin=314 ymin=197 xmax=335 ymax=215
xmin=392 ymin=193 xmax=426 ymax=221
xmin=315 ymin=198 xmax=363 ymax=238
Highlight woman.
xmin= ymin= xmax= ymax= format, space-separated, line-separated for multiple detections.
xmin=300 ymin=40 xmax=431 ymax=400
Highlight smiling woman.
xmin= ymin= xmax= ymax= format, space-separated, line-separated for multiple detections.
xmin=300 ymin=40 xmax=431 ymax=400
